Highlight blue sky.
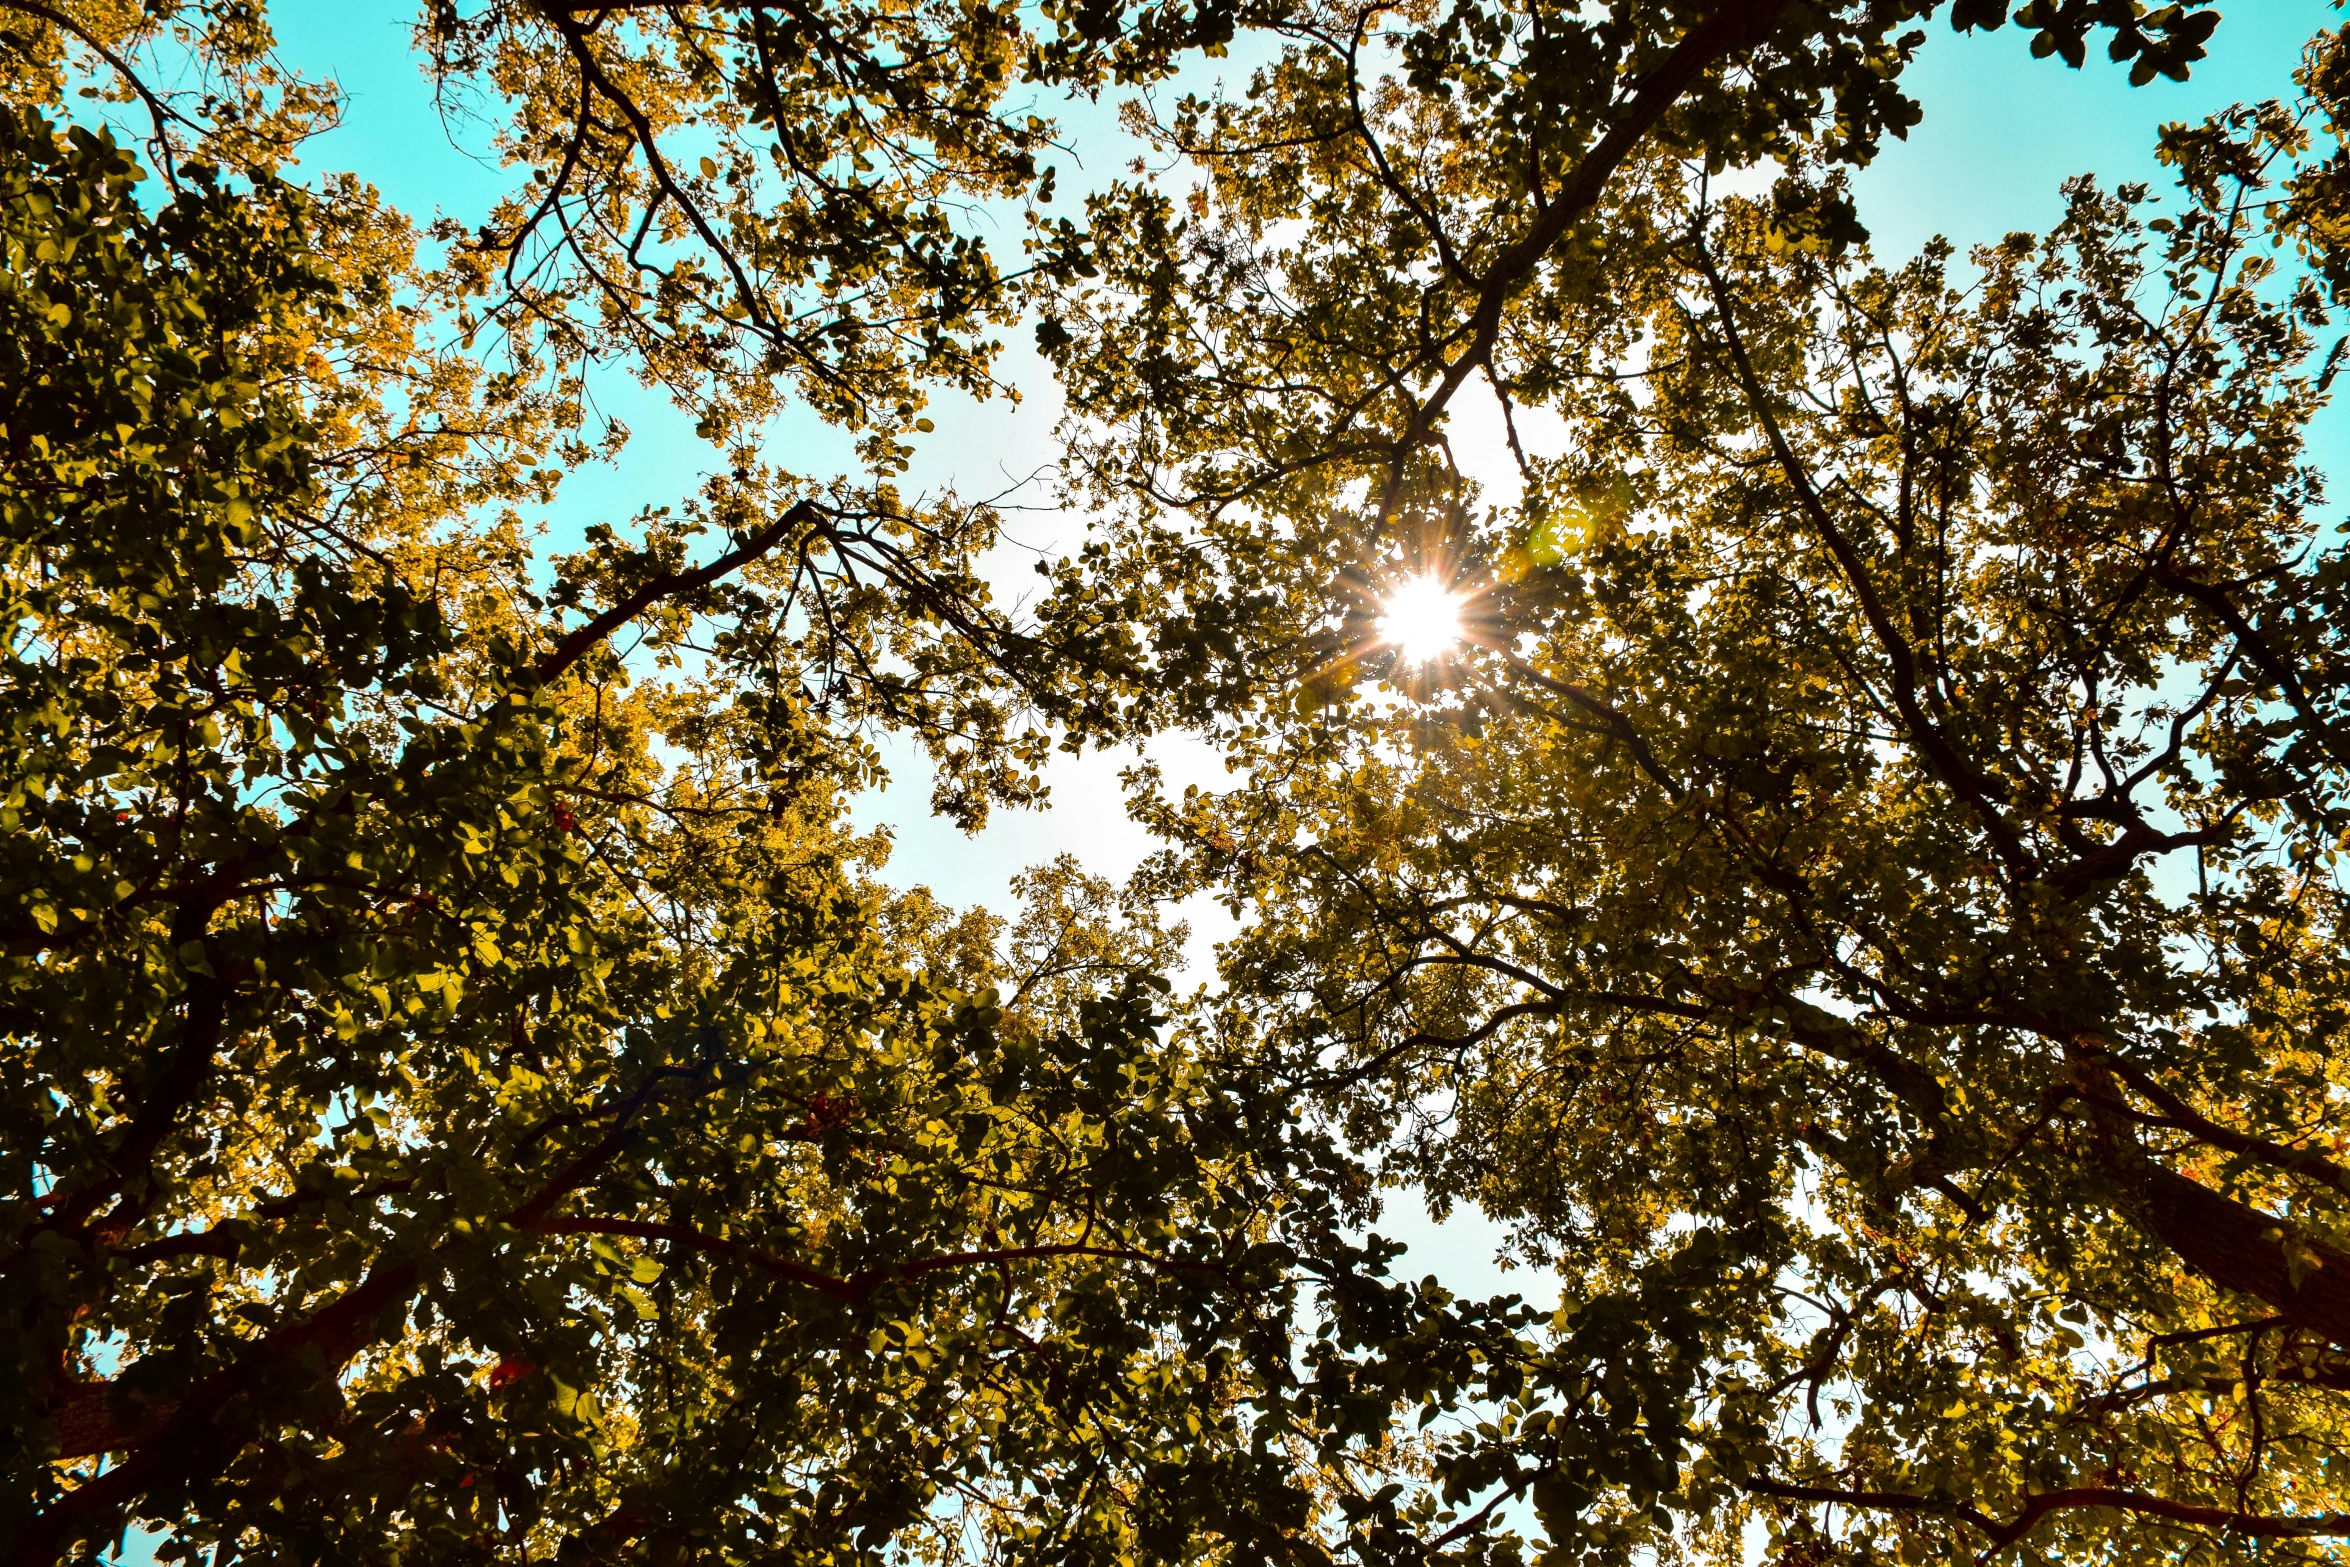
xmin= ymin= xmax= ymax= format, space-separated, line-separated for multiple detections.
xmin=258 ymin=0 xmax=2346 ymax=1278
xmin=1853 ymin=1 xmax=2337 ymax=257
xmin=94 ymin=10 xmax=2349 ymax=1553
xmin=273 ymin=2 xmax=2340 ymax=262
xmin=247 ymin=2 xmax=2343 ymax=945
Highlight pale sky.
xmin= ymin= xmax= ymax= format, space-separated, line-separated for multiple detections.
xmin=225 ymin=0 xmax=2343 ymax=1316
xmin=91 ymin=8 xmax=2346 ymax=1556
xmin=256 ymin=0 xmax=2337 ymax=943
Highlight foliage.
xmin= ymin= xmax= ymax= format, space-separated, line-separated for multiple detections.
xmin=400 ymin=0 xmax=1281 ymax=823
xmin=1059 ymin=14 xmax=2350 ymax=1565
xmin=7 ymin=0 xmax=2344 ymax=1565
xmin=0 ymin=89 xmax=1533 ymax=1567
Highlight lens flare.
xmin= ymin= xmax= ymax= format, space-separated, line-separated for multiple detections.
xmin=1378 ymin=576 xmax=1465 ymax=665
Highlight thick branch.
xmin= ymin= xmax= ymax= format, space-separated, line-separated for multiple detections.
xmin=12 ymin=1258 xmax=423 ymax=1559
xmin=1738 ymin=1475 xmax=2350 ymax=1551
xmin=45 ymin=1383 xmax=176 ymax=1462
xmin=9 ymin=915 xmax=230 ymax=1264
xmin=536 ymin=497 xmax=818 ymax=685
xmin=1376 ymin=0 xmax=1790 ymax=517
xmin=2074 ymin=1051 xmax=2350 ymax=1349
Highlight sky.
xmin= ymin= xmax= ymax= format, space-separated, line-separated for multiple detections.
xmin=89 ymin=7 xmax=2350 ymax=1554
xmin=253 ymin=0 xmax=1248 ymax=967
xmin=250 ymin=0 xmax=2341 ymax=941
xmin=257 ymin=0 xmax=2350 ymax=1309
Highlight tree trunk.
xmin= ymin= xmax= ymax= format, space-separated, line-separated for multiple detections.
xmin=2075 ymin=1051 xmax=2350 ymax=1346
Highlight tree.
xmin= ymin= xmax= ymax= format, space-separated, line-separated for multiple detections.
xmin=0 ymin=6 xmax=1723 ymax=1561
xmin=0 ymin=15 xmax=1433 ymax=1563
xmin=407 ymin=0 xmax=1268 ymax=824
xmin=1052 ymin=13 xmax=2350 ymax=1563
xmin=0 ymin=85 xmax=1559 ymax=1567
xmin=2 ymin=0 xmax=2309 ymax=1564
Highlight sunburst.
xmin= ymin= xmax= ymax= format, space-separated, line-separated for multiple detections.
xmin=1377 ymin=576 xmax=1466 ymax=665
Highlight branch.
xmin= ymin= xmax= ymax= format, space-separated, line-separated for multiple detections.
xmin=2146 ymin=1316 xmax=2289 ymax=1349
xmin=2072 ymin=1049 xmax=2350 ymax=1349
xmin=0 ymin=0 xmax=192 ymax=186
xmin=2102 ymin=1051 xmax=2350 ymax=1200
xmin=536 ymin=497 xmax=819 ymax=686
xmin=527 ymin=0 xmax=816 ymax=364
xmin=19 ymin=1085 xmax=683 ymax=1549
xmin=1491 ymin=649 xmax=1687 ymax=802
xmin=1737 ymin=1474 xmax=2350 ymax=1555
xmin=7 ymin=910 xmax=229 ymax=1262
xmin=1980 ymin=1488 xmax=2350 ymax=1553
xmin=542 ymin=1 xmax=718 ymax=13
xmin=1374 ymin=0 xmax=1791 ymax=518
xmin=12 ymin=1257 xmax=425 ymax=1558
xmin=2045 ymin=817 xmax=2230 ymax=901
xmin=521 ymin=1214 xmax=865 ymax=1302
xmin=522 ymin=1215 xmax=1219 ymax=1304
xmin=2156 ymin=567 xmax=2350 ymax=775
xmin=1690 ymin=236 xmax=2031 ymax=881
xmin=44 ymin=1382 xmax=176 ymax=1461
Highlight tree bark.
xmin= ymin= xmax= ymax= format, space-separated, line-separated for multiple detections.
xmin=2074 ymin=1051 xmax=2350 ymax=1347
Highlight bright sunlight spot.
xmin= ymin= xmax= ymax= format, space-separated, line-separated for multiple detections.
xmin=1379 ymin=576 xmax=1465 ymax=665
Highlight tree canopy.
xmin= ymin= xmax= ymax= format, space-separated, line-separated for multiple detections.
xmin=0 ymin=59 xmax=1518 ymax=1567
xmin=12 ymin=1 xmax=2350 ymax=1566
xmin=1051 ymin=11 xmax=2350 ymax=1567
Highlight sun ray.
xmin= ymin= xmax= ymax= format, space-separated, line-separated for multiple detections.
xmin=1378 ymin=576 xmax=1465 ymax=665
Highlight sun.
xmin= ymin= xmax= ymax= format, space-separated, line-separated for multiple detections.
xmin=1378 ymin=576 xmax=1466 ymax=665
